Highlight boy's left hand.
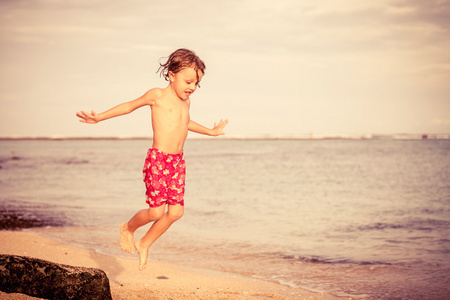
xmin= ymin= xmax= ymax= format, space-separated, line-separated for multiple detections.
xmin=211 ymin=119 xmax=228 ymax=136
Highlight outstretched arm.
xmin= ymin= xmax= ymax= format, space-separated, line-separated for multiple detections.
xmin=188 ymin=119 xmax=228 ymax=136
xmin=76 ymin=102 xmax=135 ymax=124
xmin=76 ymin=89 xmax=157 ymax=124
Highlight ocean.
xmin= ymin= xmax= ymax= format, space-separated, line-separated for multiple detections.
xmin=1 ymin=138 xmax=449 ymax=299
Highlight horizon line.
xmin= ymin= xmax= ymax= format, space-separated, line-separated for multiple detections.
xmin=1 ymin=133 xmax=449 ymax=141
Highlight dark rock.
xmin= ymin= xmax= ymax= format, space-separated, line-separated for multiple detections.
xmin=0 ymin=255 xmax=112 ymax=300
xmin=0 ymin=212 xmax=45 ymax=230
xmin=0 ymin=209 xmax=65 ymax=230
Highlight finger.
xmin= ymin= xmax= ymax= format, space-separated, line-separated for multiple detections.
xmin=219 ymin=119 xmax=228 ymax=126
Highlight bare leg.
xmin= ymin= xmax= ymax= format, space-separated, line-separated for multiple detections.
xmin=120 ymin=206 xmax=165 ymax=254
xmin=134 ymin=204 xmax=184 ymax=270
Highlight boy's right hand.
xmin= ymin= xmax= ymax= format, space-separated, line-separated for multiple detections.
xmin=76 ymin=110 xmax=101 ymax=124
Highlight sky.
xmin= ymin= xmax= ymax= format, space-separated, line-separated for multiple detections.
xmin=1 ymin=0 xmax=449 ymax=138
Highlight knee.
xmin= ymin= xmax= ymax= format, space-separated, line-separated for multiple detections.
xmin=148 ymin=209 xmax=164 ymax=220
xmin=167 ymin=209 xmax=184 ymax=222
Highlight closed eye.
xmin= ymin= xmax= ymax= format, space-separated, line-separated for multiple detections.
xmin=186 ymin=81 xmax=201 ymax=88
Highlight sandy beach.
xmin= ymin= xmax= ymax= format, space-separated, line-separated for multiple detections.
xmin=0 ymin=230 xmax=346 ymax=300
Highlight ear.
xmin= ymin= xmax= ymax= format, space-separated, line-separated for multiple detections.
xmin=168 ymin=71 xmax=175 ymax=82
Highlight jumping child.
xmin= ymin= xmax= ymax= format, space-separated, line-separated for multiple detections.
xmin=76 ymin=48 xmax=228 ymax=270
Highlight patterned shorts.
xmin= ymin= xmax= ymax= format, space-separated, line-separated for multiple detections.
xmin=143 ymin=148 xmax=186 ymax=208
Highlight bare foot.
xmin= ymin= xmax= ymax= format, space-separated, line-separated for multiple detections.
xmin=120 ymin=223 xmax=134 ymax=254
xmin=134 ymin=239 xmax=148 ymax=271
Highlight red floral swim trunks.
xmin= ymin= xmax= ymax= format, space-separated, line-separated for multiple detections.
xmin=143 ymin=148 xmax=186 ymax=208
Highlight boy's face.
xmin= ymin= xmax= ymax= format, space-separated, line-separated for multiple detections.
xmin=169 ymin=67 xmax=203 ymax=101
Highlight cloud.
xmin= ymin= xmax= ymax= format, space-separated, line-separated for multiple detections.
xmin=432 ymin=118 xmax=450 ymax=125
xmin=391 ymin=0 xmax=450 ymax=30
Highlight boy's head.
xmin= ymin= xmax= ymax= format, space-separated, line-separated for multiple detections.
xmin=158 ymin=48 xmax=206 ymax=83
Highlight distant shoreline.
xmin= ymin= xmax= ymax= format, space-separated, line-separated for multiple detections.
xmin=1 ymin=134 xmax=449 ymax=141
xmin=0 ymin=136 xmax=153 ymax=141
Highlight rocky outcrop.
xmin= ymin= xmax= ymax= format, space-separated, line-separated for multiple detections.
xmin=0 ymin=208 xmax=64 ymax=230
xmin=0 ymin=255 xmax=112 ymax=300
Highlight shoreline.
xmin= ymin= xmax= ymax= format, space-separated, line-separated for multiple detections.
xmin=1 ymin=134 xmax=449 ymax=141
xmin=0 ymin=230 xmax=346 ymax=300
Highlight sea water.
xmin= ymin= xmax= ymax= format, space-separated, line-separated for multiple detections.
xmin=1 ymin=139 xmax=449 ymax=299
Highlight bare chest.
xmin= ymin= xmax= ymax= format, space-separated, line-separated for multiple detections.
xmin=153 ymin=99 xmax=189 ymax=125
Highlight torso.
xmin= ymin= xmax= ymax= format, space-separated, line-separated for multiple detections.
xmin=150 ymin=88 xmax=190 ymax=154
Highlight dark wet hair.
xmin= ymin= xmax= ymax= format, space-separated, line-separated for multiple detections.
xmin=158 ymin=48 xmax=206 ymax=83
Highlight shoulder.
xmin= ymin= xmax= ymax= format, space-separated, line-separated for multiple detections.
xmin=143 ymin=88 xmax=164 ymax=106
xmin=146 ymin=88 xmax=164 ymax=97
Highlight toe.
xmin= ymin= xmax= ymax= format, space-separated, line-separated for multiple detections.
xmin=139 ymin=263 xmax=146 ymax=271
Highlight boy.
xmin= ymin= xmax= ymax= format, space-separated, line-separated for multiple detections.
xmin=76 ymin=48 xmax=228 ymax=270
